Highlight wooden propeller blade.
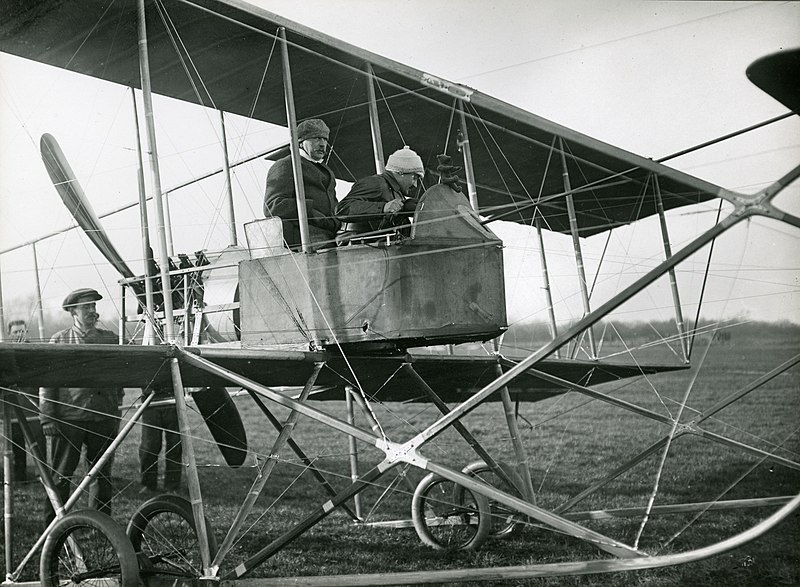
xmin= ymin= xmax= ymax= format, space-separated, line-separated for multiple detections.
xmin=40 ymin=133 xmax=135 ymax=279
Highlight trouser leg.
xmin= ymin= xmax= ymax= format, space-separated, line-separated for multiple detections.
xmin=43 ymin=423 xmax=83 ymax=527
xmin=11 ymin=420 xmax=26 ymax=481
xmin=162 ymin=407 xmax=183 ymax=490
xmin=84 ymin=419 xmax=117 ymax=515
xmin=17 ymin=394 xmax=45 ymax=475
xmin=139 ymin=408 xmax=161 ymax=489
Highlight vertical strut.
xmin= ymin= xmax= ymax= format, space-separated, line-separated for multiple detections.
xmin=535 ymin=216 xmax=561 ymax=357
xmin=7 ymin=394 xmax=58 ymax=582
xmin=279 ymin=27 xmax=312 ymax=254
xmin=137 ymin=0 xmax=176 ymax=341
xmin=3 ymin=396 xmax=12 ymax=578
xmin=495 ymin=362 xmax=536 ymax=502
xmin=365 ymin=63 xmax=385 ymax=174
xmin=129 ymin=88 xmax=157 ymax=345
xmin=169 ymin=359 xmax=214 ymax=577
xmin=30 ymin=242 xmax=46 ymax=342
xmin=0 ymin=258 xmax=5 ymax=338
xmin=118 ymin=283 xmax=125 ymax=344
xmin=653 ymin=175 xmax=689 ymax=362
xmin=182 ymin=275 xmax=189 ymax=346
xmin=458 ymin=102 xmax=479 ymax=211
xmin=345 ymin=387 xmax=362 ymax=519
xmin=219 ymin=110 xmax=238 ymax=247
xmin=559 ymin=138 xmax=596 ymax=359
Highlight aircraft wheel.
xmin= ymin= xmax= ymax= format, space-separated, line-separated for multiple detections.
xmin=40 ymin=509 xmax=141 ymax=587
xmin=411 ymin=472 xmax=491 ymax=551
xmin=127 ymin=494 xmax=217 ymax=579
xmin=456 ymin=460 xmax=527 ymax=538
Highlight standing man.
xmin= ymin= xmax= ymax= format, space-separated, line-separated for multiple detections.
xmin=335 ymin=146 xmax=424 ymax=237
xmin=138 ymin=386 xmax=182 ymax=494
xmin=263 ymin=118 xmax=341 ymax=250
xmin=40 ymin=288 xmax=123 ymax=525
xmin=4 ymin=320 xmax=45 ymax=482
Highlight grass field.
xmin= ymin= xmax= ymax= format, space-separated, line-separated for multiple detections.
xmin=2 ymin=329 xmax=798 ymax=586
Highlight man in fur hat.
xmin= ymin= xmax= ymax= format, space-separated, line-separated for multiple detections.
xmin=263 ymin=118 xmax=341 ymax=249
xmin=335 ymin=146 xmax=424 ymax=237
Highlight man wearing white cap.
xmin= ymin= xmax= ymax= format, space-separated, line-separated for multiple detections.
xmin=264 ymin=118 xmax=341 ymax=249
xmin=336 ymin=146 xmax=425 ymax=236
xmin=40 ymin=287 xmax=123 ymax=526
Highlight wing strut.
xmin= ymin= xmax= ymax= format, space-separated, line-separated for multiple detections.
xmin=129 ymin=88 xmax=158 ymax=344
xmin=458 ymin=102 xmax=480 ymax=210
xmin=560 ymin=138 xmax=597 ymax=359
xmin=653 ymin=175 xmax=689 ymax=362
xmin=365 ymin=63 xmax=385 ymax=174
xmin=279 ymin=27 xmax=313 ymax=254
xmin=137 ymin=0 xmax=177 ymax=342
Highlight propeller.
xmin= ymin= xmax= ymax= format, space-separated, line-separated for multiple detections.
xmin=39 ymin=136 xmax=248 ymax=462
xmin=40 ymin=133 xmax=135 ymax=279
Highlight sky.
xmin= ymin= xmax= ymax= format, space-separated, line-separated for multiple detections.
xmin=0 ymin=0 xmax=798 ymax=340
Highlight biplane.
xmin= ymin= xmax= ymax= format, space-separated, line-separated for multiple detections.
xmin=0 ymin=1 xmax=798 ymax=585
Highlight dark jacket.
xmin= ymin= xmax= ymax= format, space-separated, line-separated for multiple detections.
xmin=263 ymin=155 xmax=341 ymax=248
xmin=336 ymin=173 xmax=417 ymax=234
xmin=39 ymin=325 xmax=124 ymax=424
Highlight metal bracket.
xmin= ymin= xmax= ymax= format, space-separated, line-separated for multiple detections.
xmin=376 ymin=438 xmax=428 ymax=471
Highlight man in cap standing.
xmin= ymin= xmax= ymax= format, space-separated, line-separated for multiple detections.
xmin=40 ymin=288 xmax=124 ymax=525
xmin=335 ymin=146 xmax=424 ymax=237
xmin=263 ymin=118 xmax=341 ymax=249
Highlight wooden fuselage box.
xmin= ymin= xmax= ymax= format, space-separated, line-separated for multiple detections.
xmin=239 ymin=185 xmax=507 ymax=350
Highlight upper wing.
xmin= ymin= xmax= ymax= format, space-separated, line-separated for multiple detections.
xmin=0 ymin=342 xmax=685 ymax=403
xmin=0 ymin=0 xmax=723 ymax=236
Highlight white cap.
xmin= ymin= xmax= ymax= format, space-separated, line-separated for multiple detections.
xmin=385 ymin=146 xmax=424 ymax=177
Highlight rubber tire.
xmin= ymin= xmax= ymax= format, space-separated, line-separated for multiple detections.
xmin=127 ymin=494 xmax=217 ymax=579
xmin=411 ymin=472 xmax=491 ymax=551
xmin=456 ymin=460 xmax=527 ymax=538
xmin=40 ymin=509 xmax=141 ymax=587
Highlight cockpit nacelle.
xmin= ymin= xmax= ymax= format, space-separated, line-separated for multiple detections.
xmin=238 ymin=185 xmax=507 ymax=351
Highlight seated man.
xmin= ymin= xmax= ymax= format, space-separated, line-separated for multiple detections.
xmin=336 ymin=146 xmax=424 ymax=237
xmin=263 ymin=118 xmax=341 ymax=250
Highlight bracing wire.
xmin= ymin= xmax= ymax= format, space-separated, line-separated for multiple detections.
xmin=688 ymin=199 xmax=725 ymax=358
xmin=632 ymin=335 xmax=713 ymax=549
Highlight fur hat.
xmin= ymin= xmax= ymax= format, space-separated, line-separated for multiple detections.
xmin=386 ymin=146 xmax=424 ymax=177
xmin=296 ymin=118 xmax=330 ymax=142
xmin=62 ymin=288 xmax=103 ymax=311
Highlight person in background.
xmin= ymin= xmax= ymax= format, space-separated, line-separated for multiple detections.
xmin=39 ymin=288 xmax=123 ymax=525
xmin=9 ymin=319 xmax=29 ymax=342
xmin=335 ymin=146 xmax=424 ymax=237
xmin=138 ymin=386 xmax=182 ymax=494
xmin=263 ymin=118 xmax=341 ymax=249
xmin=3 ymin=320 xmax=45 ymax=482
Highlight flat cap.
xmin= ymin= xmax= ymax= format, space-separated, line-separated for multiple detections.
xmin=62 ymin=288 xmax=103 ymax=311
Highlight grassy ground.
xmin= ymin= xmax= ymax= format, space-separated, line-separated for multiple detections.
xmin=2 ymin=332 xmax=798 ymax=585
